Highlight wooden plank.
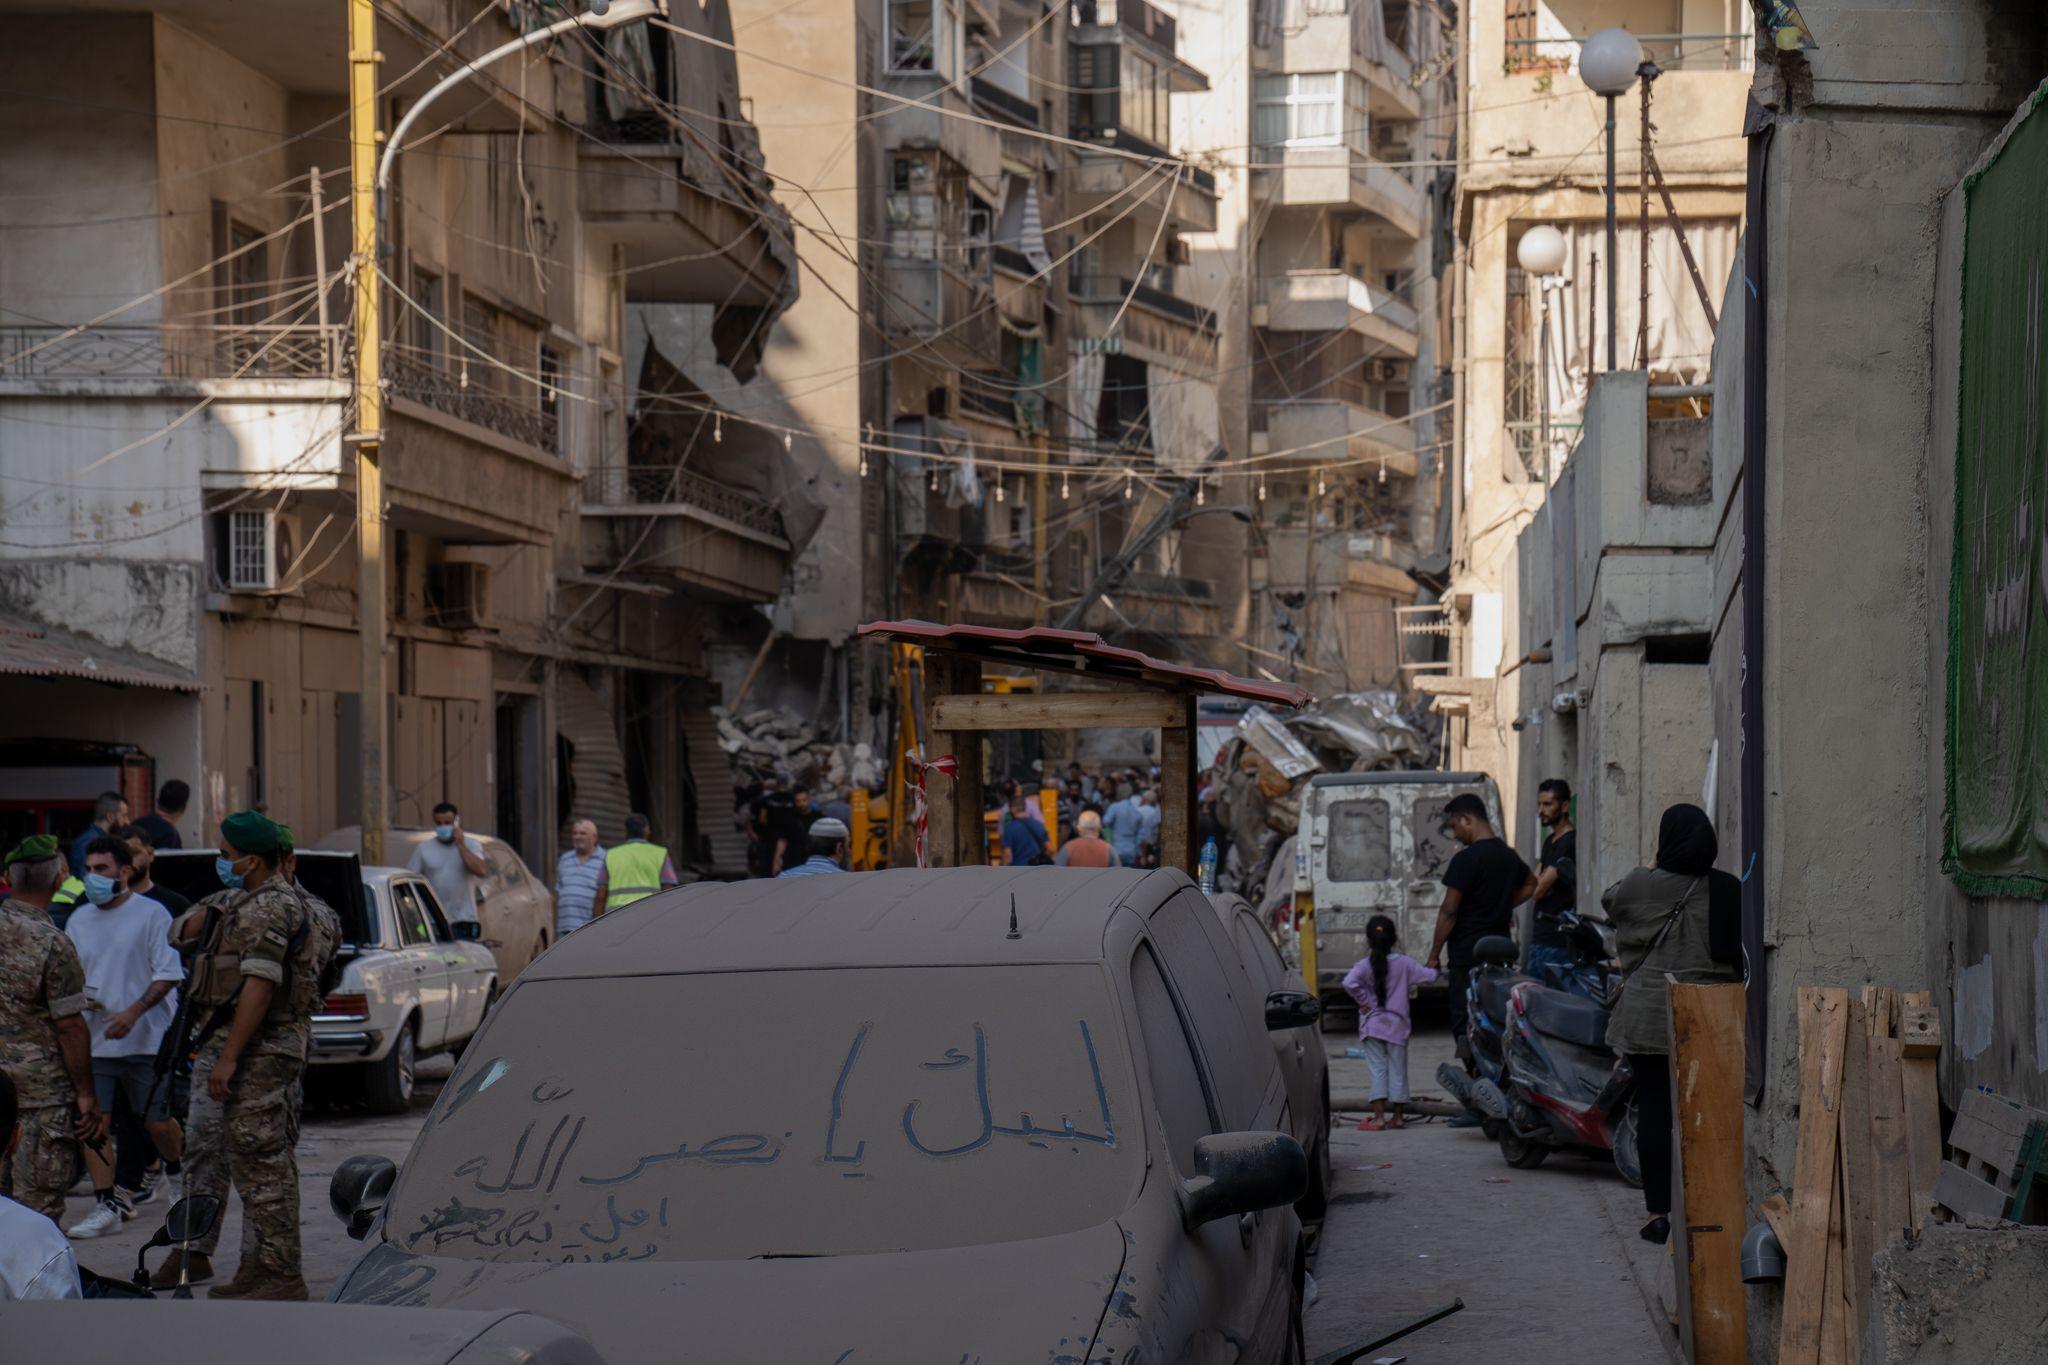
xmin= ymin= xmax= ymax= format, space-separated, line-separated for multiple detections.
xmin=921 ymin=652 xmax=981 ymax=867
xmin=1761 ymin=1192 xmax=1794 ymax=1250
xmin=1899 ymin=989 xmax=1942 ymax=1232
xmin=1779 ymin=987 xmax=1850 ymax=1364
xmin=1933 ymin=1160 xmax=2013 ymax=1221
xmin=929 ymin=689 xmax=1188 ymax=731
xmin=1819 ymin=1145 xmax=1849 ymax=1365
xmin=1865 ymin=998 xmax=1914 ymax=1247
xmin=1837 ymin=995 xmax=1875 ymax=1365
xmin=1669 ymin=982 xmax=1747 ymax=1365
xmin=1157 ymin=693 xmax=1197 ymax=876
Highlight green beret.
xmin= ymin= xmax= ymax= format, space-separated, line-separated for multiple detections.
xmin=4 ymin=833 xmax=59 ymax=864
xmin=277 ymin=823 xmax=296 ymax=853
xmin=220 ymin=810 xmax=287 ymax=855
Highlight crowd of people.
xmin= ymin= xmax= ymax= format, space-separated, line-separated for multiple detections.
xmin=1 ymin=796 xmax=337 ymax=1302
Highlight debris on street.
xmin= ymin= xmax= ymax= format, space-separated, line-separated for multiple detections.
xmin=715 ymin=704 xmax=885 ymax=798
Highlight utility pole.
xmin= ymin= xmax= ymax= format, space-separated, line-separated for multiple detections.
xmin=348 ymin=0 xmax=389 ymax=868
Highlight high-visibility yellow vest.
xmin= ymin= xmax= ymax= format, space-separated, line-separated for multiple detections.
xmin=603 ymin=840 xmax=669 ymax=911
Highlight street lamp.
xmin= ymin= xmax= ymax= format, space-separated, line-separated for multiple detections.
xmin=1517 ymin=226 xmax=1568 ymax=473
xmin=1578 ymin=27 xmax=1642 ymax=372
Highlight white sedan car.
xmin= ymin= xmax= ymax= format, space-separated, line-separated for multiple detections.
xmin=311 ymin=863 xmax=498 ymax=1112
xmin=155 ymin=850 xmax=499 ymax=1115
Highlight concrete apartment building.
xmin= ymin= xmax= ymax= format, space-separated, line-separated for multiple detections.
xmin=1169 ymin=0 xmax=1455 ymax=694
xmin=0 ymin=2 xmax=799 ymax=878
xmin=1433 ymin=0 xmax=1747 ymax=842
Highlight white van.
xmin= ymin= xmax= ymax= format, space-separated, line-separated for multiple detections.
xmin=1299 ymin=771 xmax=1508 ymax=1002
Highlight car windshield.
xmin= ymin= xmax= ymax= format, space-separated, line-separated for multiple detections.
xmin=386 ymin=965 xmax=1142 ymax=1261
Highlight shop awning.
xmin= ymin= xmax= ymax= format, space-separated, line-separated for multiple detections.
xmin=0 ymin=618 xmax=201 ymax=693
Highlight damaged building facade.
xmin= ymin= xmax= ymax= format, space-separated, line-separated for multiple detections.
xmin=0 ymin=1 xmax=804 ymax=878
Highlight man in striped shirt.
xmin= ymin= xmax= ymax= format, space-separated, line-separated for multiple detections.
xmin=553 ymin=819 xmax=608 ymax=936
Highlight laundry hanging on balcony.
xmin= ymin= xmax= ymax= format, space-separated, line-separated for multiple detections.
xmin=1146 ymin=370 xmax=1220 ymax=474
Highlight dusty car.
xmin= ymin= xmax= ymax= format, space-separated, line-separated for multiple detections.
xmin=330 ymin=867 xmax=1309 ymax=1363
xmin=154 ymin=850 xmax=498 ymax=1113
xmin=316 ymin=826 xmax=553 ymax=986
xmin=1212 ymin=891 xmax=1330 ymax=1219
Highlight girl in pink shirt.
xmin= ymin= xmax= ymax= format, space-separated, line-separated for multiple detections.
xmin=1341 ymin=915 xmax=1438 ymax=1129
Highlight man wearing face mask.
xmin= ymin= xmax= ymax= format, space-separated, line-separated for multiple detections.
xmin=408 ymin=802 xmax=488 ymax=935
xmin=60 ymin=836 xmax=185 ymax=1240
xmin=168 ymin=812 xmax=330 ymax=1298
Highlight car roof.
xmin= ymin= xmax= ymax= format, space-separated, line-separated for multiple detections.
xmin=525 ymin=867 xmax=1169 ymax=978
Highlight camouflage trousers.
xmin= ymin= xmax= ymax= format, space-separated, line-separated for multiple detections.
xmin=5 ymin=1101 xmax=79 ymax=1222
xmin=185 ymin=1041 xmax=304 ymax=1280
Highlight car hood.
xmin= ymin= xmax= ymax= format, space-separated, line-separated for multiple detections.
xmin=335 ymin=1219 xmax=1128 ymax=1364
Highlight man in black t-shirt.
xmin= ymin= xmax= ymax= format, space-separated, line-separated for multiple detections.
xmin=1528 ymin=779 xmax=1578 ymax=979
xmin=1427 ymin=793 xmax=1536 ymax=1074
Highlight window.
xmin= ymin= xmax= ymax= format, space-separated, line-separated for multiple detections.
xmin=1231 ymin=912 xmax=1290 ymax=993
xmin=1130 ymin=942 xmax=1215 ymax=1169
xmin=1253 ymin=72 xmax=1368 ymax=155
xmin=225 ymin=509 xmax=277 ymax=591
xmin=889 ymin=0 xmax=959 ymax=77
xmin=1326 ymin=796 xmax=1393 ymax=882
xmin=392 ymin=883 xmax=435 ymax=947
xmin=226 ymin=220 xmax=268 ymax=330
xmin=1118 ymin=48 xmax=1169 ymax=148
xmin=888 ymin=151 xmax=969 ymax=261
xmin=1150 ymin=891 xmax=1269 ymax=1131
xmin=413 ymin=268 xmax=444 ymax=366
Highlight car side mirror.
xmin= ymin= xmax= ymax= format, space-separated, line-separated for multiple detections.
xmin=1179 ymin=1132 xmax=1306 ymax=1231
xmin=1265 ymin=989 xmax=1319 ymax=1031
xmin=163 ymin=1194 xmax=221 ymax=1245
xmin=452 ymin=921 xmax=483 ymax=941
xmin=331 ymin=1154 xmax=398 ymax=1241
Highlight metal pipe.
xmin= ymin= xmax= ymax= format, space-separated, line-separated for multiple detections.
xmin=1649 ymin=383 xmax=1713 ymax=399
xmin=1604 ymin=92 xmax=1618 ymax=372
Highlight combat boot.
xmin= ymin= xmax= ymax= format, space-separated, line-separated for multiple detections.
xmin=150 ymin=1250 xmax=213 ymax=1289
xmin=209 ymin=1270 xmax=308 ymax=1301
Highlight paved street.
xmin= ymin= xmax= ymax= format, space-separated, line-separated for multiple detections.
xmin=68 ymin=1023 xmax=1676 ymax=1362
xmin=1305 ymin=1010 xmax=1677 ymax=1364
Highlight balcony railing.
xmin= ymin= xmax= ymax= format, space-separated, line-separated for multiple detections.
xmin=388 ymin=353 xmax=559 ymax=455
xmin=991 ymin=245 xmax=1038 ymax=277
xmin=0 ymin=322 xmax=342 ymax=382
xmin=1503 ymin=32 xmax=1752 ymax=75
xmin=969 ymin=76 xmax=1040 ymax=129
xmin=584 ymin=463 xmax=787 ymax=539
xmin=1071 ymin=275 xmax=1217 ymax=333
xmin=959 ymin=373 xmax=1020 ymax=425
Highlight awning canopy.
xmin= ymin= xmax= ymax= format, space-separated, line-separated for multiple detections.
xmin=0 ymin=618 xmax=200 ymax=693
xmin=857 ymin=619 xmax=1313 ymax=709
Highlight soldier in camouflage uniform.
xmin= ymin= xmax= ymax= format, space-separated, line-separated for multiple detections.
xmin=171 ymin=812 xmax=330 ymax=1300
xmin=0 ymin=835 xmax=108 ymax=1220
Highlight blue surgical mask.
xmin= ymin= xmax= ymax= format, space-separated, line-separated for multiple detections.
xmin=215 ymin=855 xmax=245 ymax=889
xmin=83 ymin=873 xmax=120 ymax=905
xmin=434 ymin=825 xmax=456 ymax=843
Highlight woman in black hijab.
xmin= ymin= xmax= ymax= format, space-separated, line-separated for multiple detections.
xmin=1601 ymin=804 xmax=1743 ymax=1243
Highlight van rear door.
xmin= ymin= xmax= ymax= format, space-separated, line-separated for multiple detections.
xmin=1304 ymin=782 xmax=1402 ymax=999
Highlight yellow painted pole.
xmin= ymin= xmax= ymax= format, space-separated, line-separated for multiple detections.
xmin=1039 ymin=786 xmax=1060 ymax=854
xmin=349 ymin=0 xmax=389 ymax=868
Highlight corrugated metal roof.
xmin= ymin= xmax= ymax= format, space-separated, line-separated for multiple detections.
xmin=0 ymin=618 xmax=200 ymax=693
xmin=856 ymin=619 xmax=1313 ymax=709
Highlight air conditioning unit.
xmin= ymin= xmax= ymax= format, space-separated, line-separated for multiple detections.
xmin=220 ymin=508 xmax=297 ymax=593
xmin=1370 ymin=359 xmax=1403 ymax=383
xmin=425 ymin=562 xmax=492 ymax=630
xmin=1167 ymin=236 xmax=1192 ymax=267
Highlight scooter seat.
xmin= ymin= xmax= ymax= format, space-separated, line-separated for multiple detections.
xmin=1521 ymin=984 xmax=1611 ymax=1048
xmin=1477 ymin=971 xmax=1537 ymax=1022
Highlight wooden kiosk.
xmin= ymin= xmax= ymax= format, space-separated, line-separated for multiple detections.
xmin=856 ymin=621 xmax=1311 ymax=874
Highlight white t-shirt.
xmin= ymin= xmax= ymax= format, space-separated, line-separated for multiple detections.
xmin=409 ymin=834 xmax=483 ymax=925
xmin=0 ymin=1194 xmax=81 ymax=1300
xmin=64 ymin=891 xmax=184 ymax=1058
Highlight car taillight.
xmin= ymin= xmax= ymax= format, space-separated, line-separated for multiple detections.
xmin=322 ymin=993 xmax=368 ymax=1018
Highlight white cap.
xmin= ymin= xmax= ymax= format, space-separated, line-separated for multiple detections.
xmin=810 ymin=817 xmax=850 ymax=840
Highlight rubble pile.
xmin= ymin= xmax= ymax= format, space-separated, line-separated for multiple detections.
xmin=1210 ymin=690 xmax=1442 ymax=906
xmin=713 ymin=705 xmax=884 ymax=800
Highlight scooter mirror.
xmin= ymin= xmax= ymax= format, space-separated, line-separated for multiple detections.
xmin=164 ymin=1194 xmax=223 ymax=1245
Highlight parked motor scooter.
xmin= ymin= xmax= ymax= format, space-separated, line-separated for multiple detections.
xmin=1491 ymin=975 xmax=1641 ymax=1186
xmin=77 ymin=1194 xmax=223 ymax=1300
xmin=1439 ymin=914 xmax=1611 ymax=1133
